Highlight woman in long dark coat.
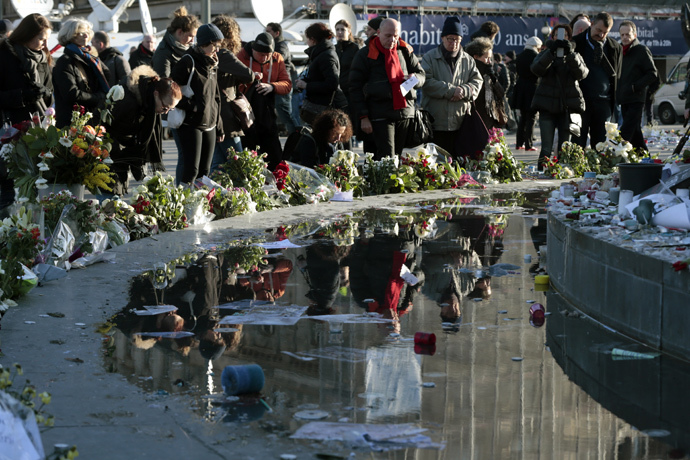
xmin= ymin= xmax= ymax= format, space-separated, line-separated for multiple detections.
xmin=294 ymin=22 xmax=347 ymax=125
xmin=0 ymin=13 xmax=53 ymax=212
xmin=52 ymin=18 xmax=110 ymax=128
xmin=464 ymin=37 xmax=506 ymax=131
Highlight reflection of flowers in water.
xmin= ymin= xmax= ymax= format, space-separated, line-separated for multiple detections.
xmin=414 ymin=217 xmax=437 ymax=239
xmin=486 ymin=214 xmax=507 ymax=238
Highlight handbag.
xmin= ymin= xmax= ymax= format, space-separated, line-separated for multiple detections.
xmin=229 ymin=92 xmax=255 ymax=131
xmin=299 ymin=92 xmax=335 ymax=126
xmin=568 ymin=113 xmax=582 ymax=138
xmin=405 ymin=108 xmax=434 ymax=148
xmin=456 ymin=102 xmax=490 ymax=159
xmin=167 ymin=55 xmax=195 ymax=129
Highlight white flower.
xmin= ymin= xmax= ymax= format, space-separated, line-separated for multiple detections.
xmin=35 ymin=178 xmax=48 ymax=189
xmin=17 ymin=196 xmax=29 ymax=203
xmin=107 ymin=85 xmax=125 ymax=101
xmin=595 ymin=142 xmax=607 ymax=152
xmin=39 ymin=150 xmax=54 ymax=159
xmin=37 ymin=161 xmax=50 ymax=171
xmin=59 ymin=137 xmax=72 ymax=148
xmin=0 ymin=143 xmax=13 ymax=160
xmin=605 ymin=122 xmax=619 ymax=139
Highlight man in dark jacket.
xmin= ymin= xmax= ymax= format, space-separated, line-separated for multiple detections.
xmin=92 ymin=31 xmax=131 ymax=86
xmin=129 ymin=34 xmax=156 ymax=70
xmin=617 ymin=20 xmax=657 ymax=151
xmin=349 ymin=18 xmax=425 ymax=159
xmin=266 ymin=22 xmax=301 ymax=134
xmin=513 ymin=37 xmax=541 ymax=150
xmin=573 ymin=12 xmax=622 ymax=148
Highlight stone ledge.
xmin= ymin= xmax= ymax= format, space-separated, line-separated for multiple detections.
xmin=547 ymin=213 xmax=690 ymax=359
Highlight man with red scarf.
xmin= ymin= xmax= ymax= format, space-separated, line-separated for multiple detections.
xmin=617 ymin=20 xmax=657 ymax=152
xmin=349 ymin=18 xmax=425 ymax=159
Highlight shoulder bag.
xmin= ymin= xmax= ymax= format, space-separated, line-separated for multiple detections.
xmin=456 ymin=101 xmax=490 ymax=159
xmin=229 ymin=84 xmax=255 ymax=131
xmin=167 ymin=55 xmax=195 ymax=129
xmin=405 ymin=108 xmax=435 ymax=148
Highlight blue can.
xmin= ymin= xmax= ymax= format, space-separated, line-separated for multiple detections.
xmin=221 ymin=364 xmax=265 ymax=396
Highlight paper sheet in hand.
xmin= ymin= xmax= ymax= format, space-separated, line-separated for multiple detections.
xmin=218 ymin=305 xmax=308 ymax=325
xmin=400 ymin=264 xmax=419 ymax=285
xmin=133 ymin=305 xmax=178 ymax=316
xmin=400 ymin=74 xmax=419 ymax=96
xmin=253 ymin=239 xmax=302 ymax=249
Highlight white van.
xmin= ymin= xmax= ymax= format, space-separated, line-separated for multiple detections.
xmin=653 ymin=51 xmax=689 ymax=124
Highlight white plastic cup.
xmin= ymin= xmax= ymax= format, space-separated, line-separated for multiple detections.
xmin=618 ymin=189 xmax=634 ymax=217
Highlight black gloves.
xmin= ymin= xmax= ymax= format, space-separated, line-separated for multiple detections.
xmin=22 ymin=86 xmax=52 ymax=104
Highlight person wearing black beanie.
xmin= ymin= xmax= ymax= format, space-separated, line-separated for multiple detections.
xmin=170 ymin=22 xmax=225 ymax=185
xmin=420 ymin=16 xmax=483 ymax=159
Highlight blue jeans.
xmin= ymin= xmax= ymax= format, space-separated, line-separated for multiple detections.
xmin=538 ymin=112 xmax=570 ymax=168
xmin=211 ymin=136 xmax=242 ymax=173
xmin=275 ymin=92 xmax=301 ymax=134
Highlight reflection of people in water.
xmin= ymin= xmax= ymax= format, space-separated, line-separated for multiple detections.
xmin=347 ymin=228 xmax=422 ymax=331
xmin=301 ymin=242 xmax=352 ymax=315
xmin=238 ymin=259 xmax=294 ymax=301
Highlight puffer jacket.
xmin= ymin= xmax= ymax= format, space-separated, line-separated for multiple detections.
xmin=421 ymin=45 xmax=483 ymax=131
xmin=170 ymin=46 xmax=223 ymax=135
xmin=236 ymin=42 xmax=292 ymax=95
xmin=530 ymin=40 xmax=589 ymax=114
xmin=0 ymin=38 xmax=53 ymax=124
xmin=98 ymin=46 xmax=131 ymax=86
xmin=617 ymin=38 xmax=658 ymax=105
xmin=349 ymin=37 xmax=425 ymax=121
xmin=216 ymin=48 xmax=254 ymax=137
xmin=303 ymin=40 xmax=347 ymax=108
xmin=152 ymin=31 xmax=189 ymax=78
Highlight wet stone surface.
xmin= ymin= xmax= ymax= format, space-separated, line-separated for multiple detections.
xmin=100 ymin=192 xmax=689 ymax=457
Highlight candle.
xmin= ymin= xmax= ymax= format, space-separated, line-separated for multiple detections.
xmin=608 ymin=187 xmax=620 ymax=205
xmin=618 ymin=189 xmax=634 ymax=217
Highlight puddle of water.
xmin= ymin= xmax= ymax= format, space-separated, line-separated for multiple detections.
xmin=101 ymin=191 xmax=689 ymax=457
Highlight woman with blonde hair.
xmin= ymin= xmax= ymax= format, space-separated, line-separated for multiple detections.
xmin=210 ymin=14 xmax=254 ymax=172
xmin=52 ymin=18 xmax=110 ymax=127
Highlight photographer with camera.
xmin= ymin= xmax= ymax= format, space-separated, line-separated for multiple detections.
xmin=530 ymin=24 xmax=588 ymax=170
xmin=617 ymin=20 xmax=657 ymax=151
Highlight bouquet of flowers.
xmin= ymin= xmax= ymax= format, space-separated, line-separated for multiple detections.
xmin=542 ymin=156 xmax=575 ymax=179
xmin=274 ymin=161 xmax=335 ymax=206
xmin=0 ymin=89 xmax=122 ymax=201
xmin=593 ymin=122 xmax=650 ymax=174
xmin=558 ymin=141 xmax=588 ymax=177
xmin=211 ymin=148 xmax=274 ymax=212
xmin=0 ymin=207 xmax=43 ymax=302
xmin=315 ymin=150 xmax=367 ymax=197
xmin=461 ymin=128 xmax=523 ymax=183
xmin=130 ymin=173 xmax=191 ymax=233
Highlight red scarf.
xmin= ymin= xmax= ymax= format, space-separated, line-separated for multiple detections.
xmin=372 ymin=36 xmax=407 ymax=111
xmin=622 ymin=43 xmax=632 ymax=55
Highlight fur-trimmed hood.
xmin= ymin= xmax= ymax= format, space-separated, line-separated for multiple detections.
xmin=126 ymin=65 xmax=158 ymax=104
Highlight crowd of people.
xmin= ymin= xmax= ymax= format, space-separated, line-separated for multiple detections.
xmin=0 ymin=9 xmax=666 ymax=209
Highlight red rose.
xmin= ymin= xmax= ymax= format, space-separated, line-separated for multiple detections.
xmin=672 ymin=260 xmax=688 ymax=271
